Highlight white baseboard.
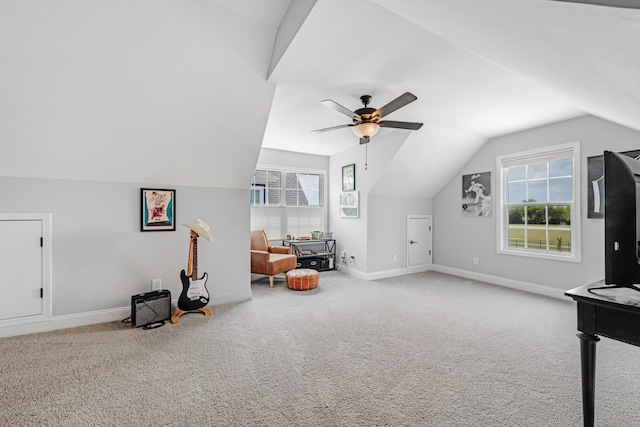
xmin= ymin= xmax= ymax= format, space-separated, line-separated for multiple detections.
xmin=339 ymin=264 xmax=433 ymax=281
xmin=431 ymin=264 xmax=567 ymax=300
xmin=0 ymin=290 xmax=253 ymax=338
xmin=0 ymin=306 xmax=130 ymax=338
xmin=337 ymin=263 xmax=567 ymax=300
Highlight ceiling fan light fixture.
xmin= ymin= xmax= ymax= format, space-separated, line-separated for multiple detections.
xmin=353 ymin=122 xmax=380 ymax=139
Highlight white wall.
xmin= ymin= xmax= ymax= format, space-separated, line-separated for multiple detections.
xmin=329 ymin=132 xmax=433 ymax=276
xmin=0 ymin=0 xmax=276 ymax=188
xmin=433 ymin=115 xmax=640 ymax=292
xmin=257 ymin=148 xmax=329 ymax=171
xmin=329 ymin=134 xmax=401 ymax=272
xmin=0 ymin=1 xmax=279 ymax=334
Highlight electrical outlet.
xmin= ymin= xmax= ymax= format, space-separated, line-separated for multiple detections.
xmin=151 ymin=279 xmax=162 ymax=290
xmin=393 ymin=254 xmax=398 ymax=262
xmin=341 ymin=250 xmax=347 ymax=258
xmin=473 ymin=257 xmax=479 ymax=265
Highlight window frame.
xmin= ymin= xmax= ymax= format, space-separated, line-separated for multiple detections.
xmin=496 ymin=141 xmax=581 ymax=262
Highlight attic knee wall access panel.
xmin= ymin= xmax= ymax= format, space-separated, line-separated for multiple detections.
xmin=0 ymin=214 xmax=52 ymax=326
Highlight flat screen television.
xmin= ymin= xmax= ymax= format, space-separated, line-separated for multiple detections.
xmin=596 ymin=150 xmax=640 ymax=291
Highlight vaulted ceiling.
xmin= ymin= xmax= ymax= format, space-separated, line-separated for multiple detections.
xmin=4 ymin=0 xmax=638 ymax=198
xmin=253 ymin=0 xmax=640 ymax=197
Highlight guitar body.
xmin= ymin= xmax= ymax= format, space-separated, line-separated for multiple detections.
xmin=178 ymin=269 xmax=210 ymax=311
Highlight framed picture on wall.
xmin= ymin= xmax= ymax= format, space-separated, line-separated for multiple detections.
xmin=340 ymin=191 xmax=359 ymax=218
xmin=342 ymin=164 xmax=356 ymax=191
xmin=141 ymin=188 xmax=176 ymax=231
xmin=461 ymin=172 xmax=491 ymax=217
xmin=587 ymin=149 xmax=640 ymax=218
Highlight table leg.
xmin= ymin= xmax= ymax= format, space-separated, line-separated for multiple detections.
xmin=577 ymin=331 xmax=600 ymax=427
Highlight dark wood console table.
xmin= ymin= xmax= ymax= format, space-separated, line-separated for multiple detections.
xmin=565 ymin=282 xmax=640 ymax=427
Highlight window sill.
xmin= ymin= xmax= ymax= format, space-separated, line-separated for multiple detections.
xmin=497 ymin=248 xmax=581 ymax=263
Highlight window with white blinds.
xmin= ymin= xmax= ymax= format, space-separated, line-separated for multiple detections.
xmin=250 ymin=166 xmax=326 ymax=240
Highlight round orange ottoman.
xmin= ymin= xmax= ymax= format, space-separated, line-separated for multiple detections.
xmin=286 ymin=269 xmax=319 ymax=291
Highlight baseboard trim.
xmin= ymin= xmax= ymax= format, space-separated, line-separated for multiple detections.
xmin=338 ymin=262 xmax=567 ymax=300
xmin=0 ymin=306 xmax=130 ymax=338
xmin=0 ymin=290 xmax=253 ymax=338
xmin=339 ymin=264 xmax=433 ymax=281
xmin=431 ymin=264 xmax=567 ymax=300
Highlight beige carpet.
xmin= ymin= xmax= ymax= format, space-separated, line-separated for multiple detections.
xmin=1 ymin=270 xmax=640 ymax=426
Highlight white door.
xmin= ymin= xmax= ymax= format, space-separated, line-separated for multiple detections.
xmin=0 ymin=220 xmax=43 ymax=321
xmin=407 ymin=215 xmax=432 ymax=267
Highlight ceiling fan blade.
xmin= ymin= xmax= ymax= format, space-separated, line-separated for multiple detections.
xmin=550 ymin=0 xmax=640 ymax=8
xmin=311 ymin=123 xmax=354 ymax=133
xmin=379 ymin=120 xmax=423 ymax=130
xmin=374 ymin=92 xmax=418 ymax=119
xmin=320 ymin=99 xmax=361 ymax=121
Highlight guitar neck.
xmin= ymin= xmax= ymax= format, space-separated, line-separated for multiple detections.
xmin=191 ymin=233 xmax=198 ymax=280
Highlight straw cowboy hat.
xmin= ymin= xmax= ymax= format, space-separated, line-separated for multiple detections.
xmin=182 ymin=218 xmax=213 ymax=242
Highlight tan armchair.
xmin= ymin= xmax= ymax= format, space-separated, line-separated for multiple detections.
xmin=250 ymin=230 xmax=297 ymax=287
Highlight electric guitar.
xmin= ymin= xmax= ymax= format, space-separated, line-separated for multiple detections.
xmin=178 ymin=231 xmax=210 ymax=311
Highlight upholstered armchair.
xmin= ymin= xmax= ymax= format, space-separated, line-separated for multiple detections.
xmin=250 ymin=230 xmax=297 ymax=287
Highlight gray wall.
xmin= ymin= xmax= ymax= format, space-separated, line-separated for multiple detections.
xmin=0 ymin=177 xmax=250 ymax=316
xmin=433 ymin=115 xmax=640 ymax=291
xmin=367 ymin=196 xmax=433 ymax=272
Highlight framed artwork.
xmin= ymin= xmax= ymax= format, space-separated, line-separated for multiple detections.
xmin=461 ymin=172 xmax=492 ymax=217
xmin=342 ymin=164 xmax=356 ymax=191
xmin=141 ymin=188 xmax=176 ymax=231
xmin=340 ymin=191 xmax=359 ymax=218
xmin=588 ymin=149 xmax=640 ymax=218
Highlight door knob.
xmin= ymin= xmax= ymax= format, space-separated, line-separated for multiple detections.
xmin=410 ymin=240 xmax=418 ymax=244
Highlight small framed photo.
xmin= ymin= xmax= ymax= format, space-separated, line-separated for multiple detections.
xmin=340 ymin=191 xmax=359 ymax=218
xmin=342 ymin=164 xmax=356 ymax=191
xmin=141 ymin=188 xmax=176 ymax=231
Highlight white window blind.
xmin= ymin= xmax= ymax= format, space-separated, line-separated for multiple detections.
xmin=251 ymin=206 xmax=324 ymax=240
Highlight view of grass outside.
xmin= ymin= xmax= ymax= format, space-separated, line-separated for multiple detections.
xmin=508 ymin=224 xmax=571 ymax=252
xmin=507 ymin=205 xmax=571 ymax=252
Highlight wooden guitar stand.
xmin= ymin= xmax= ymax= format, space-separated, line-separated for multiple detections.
xmin=170 ymin=307 xmax=212 ymax=324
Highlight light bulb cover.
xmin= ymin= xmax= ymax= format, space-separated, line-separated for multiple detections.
xmin=352 ymin=122 xmax=380 ymax=139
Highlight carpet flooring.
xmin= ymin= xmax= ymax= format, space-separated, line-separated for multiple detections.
xmin=2 ymin=270 xmax=640 ymax=426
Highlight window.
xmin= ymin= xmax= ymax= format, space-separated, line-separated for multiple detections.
xmin=497 ymin=141 xmax=581 ymax=262
xmin=251 ymin=170 xmax=282 ymax=206
xmin=250 ymin=166 xmax=326 ymax=239
xmin=285 ymin=172 xmax=322 ymax=207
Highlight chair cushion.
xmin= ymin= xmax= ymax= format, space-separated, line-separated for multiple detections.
xmin=267 ymin=253 xmax=297 ymax=276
